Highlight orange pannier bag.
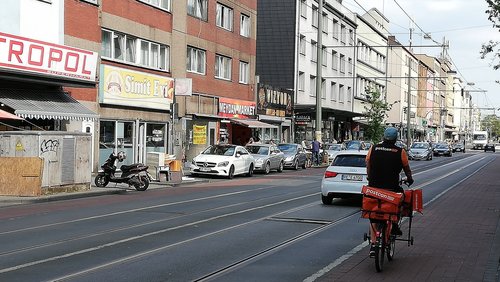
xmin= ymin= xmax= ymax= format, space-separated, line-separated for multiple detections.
xmin=361 ymin=186 xmax=403 ymax=221
xmin=401 ymin=189 xmax=423 ymax=216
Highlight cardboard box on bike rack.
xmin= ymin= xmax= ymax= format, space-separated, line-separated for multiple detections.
xmin=361 ymin=186 xmax=403 ymax=221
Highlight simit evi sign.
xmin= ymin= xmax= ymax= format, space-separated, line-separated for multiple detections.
xmin=0 ymin=32 xmax=98 ymax=83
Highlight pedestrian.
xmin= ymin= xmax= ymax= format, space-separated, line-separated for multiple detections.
xmin=365 ymin=127 xmax=414 ymax=257
xmin=311 ymin=137 xmax=320 ymax=166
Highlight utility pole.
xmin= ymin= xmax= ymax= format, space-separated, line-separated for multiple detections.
xmin=406 ymin=57 xmax=411 ymax=149
xmin=315 ymin=0 xmax=323 ymax=142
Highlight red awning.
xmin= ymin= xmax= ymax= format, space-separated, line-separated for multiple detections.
xmin=0 ymin=109 xmax=23 ymax=120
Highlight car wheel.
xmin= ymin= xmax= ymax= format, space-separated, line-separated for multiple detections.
xmin=294 ymin=160 xmax=299 ymax=170
xmin=321 ymin=195 xmax=333 ymax=205
xmin=246 ymin=164 xmax=254 ymax=177
xmin=277 ymin=161 xmax=284 ymax=173
xmin=228 ymin=165 xmax=235 ymax=179
xmin=264 ymin=162 xmax=271 ymax=174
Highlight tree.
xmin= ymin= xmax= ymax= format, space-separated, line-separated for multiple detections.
xmin=363 ymin=88 xmax=395 ymax=142
xmin=481 ymin=0 xmax=500 ymax=70
xmin=481 ymin=114 xmax=500 ymax=139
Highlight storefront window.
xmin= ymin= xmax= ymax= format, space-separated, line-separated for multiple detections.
xmin=146 ymin=123 xmax=166 ymax=153
xmin=98 ymin=121 xmax=134 ymax=167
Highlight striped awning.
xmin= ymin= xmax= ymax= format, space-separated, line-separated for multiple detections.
xmin=0 ymin=88 xmax=98 ymax=121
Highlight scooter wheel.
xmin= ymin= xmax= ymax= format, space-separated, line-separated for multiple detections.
xmin=135 ymin=176 xmax=149 ymax=191
xmin=94 ymin=175 xmax=109 ymax=187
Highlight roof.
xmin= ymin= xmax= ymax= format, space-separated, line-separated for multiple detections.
xmin=0 ymin=88 xmax=98 ymax=121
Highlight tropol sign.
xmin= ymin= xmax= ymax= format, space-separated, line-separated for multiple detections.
xmin=0 ymin=32 xmax=98 ymax=83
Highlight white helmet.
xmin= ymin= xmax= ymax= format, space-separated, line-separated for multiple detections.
xmin=117 ymin=151 xmax=126 ymax=162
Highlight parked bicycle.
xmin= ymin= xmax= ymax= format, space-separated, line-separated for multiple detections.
xmin=361 ymin=180 xmax=423 ymax=272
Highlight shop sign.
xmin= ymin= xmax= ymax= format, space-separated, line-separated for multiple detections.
xmin=193 ymin=125 xmax=207 ymax=144
xmin=256 ymin=85 xmax=293 ymax=117
xmin=295 ymin=115 xmax=311 ymax=122
xmin=0 ymin=32 xmax=98 ymax=83
xmin=218 ymin=97 xmax=255 ymax=119
xmin=100 ymin=65 xmax=174 ymax=110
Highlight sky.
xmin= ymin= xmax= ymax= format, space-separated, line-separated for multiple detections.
xmin=342 ymin=0 xmax=500 ymax=116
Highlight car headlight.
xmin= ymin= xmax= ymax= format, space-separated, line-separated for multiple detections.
xmin=255 ymin=159 xmax=264 ymax=165
xmin=217 ymin=161 xmax=229 ymax=167
xmin=285 ymin=156 xmax=295 ymax=161
xmin=191 ymin=159 xmax=197 ymax=165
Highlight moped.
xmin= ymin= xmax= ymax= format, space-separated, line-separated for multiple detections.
xmin=94 ymin=151 xmax=152 ymax=191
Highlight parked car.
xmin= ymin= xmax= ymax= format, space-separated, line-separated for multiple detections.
xmin=321 ymin=150 xmax=369 ymax=204
xmin=323 ymin=143 xmax=346 ymax=163
xmin=190 ymin=144 xmax=255 ymax=179
xmin=345 ymin=140 xmax=368 ymax=151
xmin=408 ymin=142 xmax=433 ymax=161
xmin=277 ymin=143 xmax=308 ymax=170
xmin=246 ymin=144 xmax=285 ymax=174
xmin=452 ymin=143 xmax=465 ymax=153
xmin=433 ymin=143 xmax=453 ymax=157
xmin=395 ymin=140 xmax=408 ymax=151
xmin=484 ymin=143 xmax=496 ymax=152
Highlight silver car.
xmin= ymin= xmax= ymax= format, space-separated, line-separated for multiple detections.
xmin=246 ymin=144 xmax=285 ymax=174
xmin=408 ymin=142 xmax=433 ymax=161
xmin=323 ymin=143 xmax=346 ymax=163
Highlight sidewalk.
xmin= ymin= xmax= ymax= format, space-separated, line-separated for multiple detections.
xmin=318 ymin=156 xmax=500 ymax=281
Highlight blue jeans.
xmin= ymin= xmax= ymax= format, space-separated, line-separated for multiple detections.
xmin=313 ymin=151 xmax=320 ymax=165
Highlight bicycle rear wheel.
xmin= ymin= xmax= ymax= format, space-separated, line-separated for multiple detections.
xmin=374 ymin=224 xmax=386 ymax=272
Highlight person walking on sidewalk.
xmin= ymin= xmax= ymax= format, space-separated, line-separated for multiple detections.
xmin=312 ymin=137 xmax=321 ymax=166
xmin=365 ymin=127 xmax=414 ymax=256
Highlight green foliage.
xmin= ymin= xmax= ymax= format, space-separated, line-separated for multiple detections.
xmin=481 ymin=114 xmax=500 ymax=139
xmin=362 ymin=88 xmax=394 ymax=142
xmin=481 ymin=0 xmax=500 ymax=70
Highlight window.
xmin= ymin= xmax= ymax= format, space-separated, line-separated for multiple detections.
xmin=322 ymin=13 xmax=328 ymax=33
xmin=240 ymin=14 xmax=251 ymax=37
xmin=349 ymin=29 xmax=354 ymax=45
xmin=347 ymin=57 xmax=353 ymax=74
xmin=322 ymin=79 xmax=326 ymax=99
xmin=187 ymin=46 xmax=206 ymax=74
xmin=300 ymin=0 xmax=307 ymax=18
xmin=188 ymin=0 xmax=208 ymax=21
xmin=339 ymin=84 xmax=345 ymax=102
xmin=101 ymin=29 xmax=169 ymax=71
xmin=215 ymin=54 xmax=232 ymax=80
xmin=322 ymin=46 xmax=327 ymax=66
xmin=239 ymin=61 xmax=249 ymax=84
xmin=340 ymin=54 xmax=345 ymax=73
xmin=330 ymin=82 xmax=337 ymax=101
xmin=216 ymin=3 xmax=233 ymax=31
xmin=312 ymin=6 xmax=318 ymax=28
xmin=311 ymin=41 xmax=317 ymax=62
xmin=347 ymin=87 xmax=352 ymax=103
xmin=298 ymin=72 xmax=305 ymax=91
xmin=332 ymin=19 xmax=338 ymax=39
xmin=310 ymin=76 xmax=317 ymax=97
xmin=140 ymin=0 xmax=170 ymax=11
xmin=340 ymin=24 xmax=346 ymax=44
xmin=299 ymin=34 xmax=306 ymax=55
xmin=332 ymin=51 xmax=338 ymax=70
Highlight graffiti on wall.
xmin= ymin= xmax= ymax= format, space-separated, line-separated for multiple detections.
xmin=40 ymin=139 xmax=60 ymax=154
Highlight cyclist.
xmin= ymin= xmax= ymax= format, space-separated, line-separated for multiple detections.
xmin=365 ymin=127 xmax=414 ymax=257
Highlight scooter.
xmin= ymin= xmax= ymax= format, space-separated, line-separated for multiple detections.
xmin=94 ymin=151 xmax=153 ymax=191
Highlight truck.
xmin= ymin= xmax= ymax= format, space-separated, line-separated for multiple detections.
xmin=472 ymin=130 xmax=488 ymax=150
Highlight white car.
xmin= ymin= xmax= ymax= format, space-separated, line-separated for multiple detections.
xmin=190 ymin=144 xmax=255 ymax=179
xmin=321 ymin=150 xmax=368 ymax=205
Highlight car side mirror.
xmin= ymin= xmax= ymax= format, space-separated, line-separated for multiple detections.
xmin=236 ymin=152 xmax=241 ymax=157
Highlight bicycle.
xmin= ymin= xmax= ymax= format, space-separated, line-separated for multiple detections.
xmin=361 ymin=181 xmax=423 ymax=272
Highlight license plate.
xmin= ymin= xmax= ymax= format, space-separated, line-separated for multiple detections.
xmin=199 ymin=167 xmax=211 ymax=172
xmin=342 ymin=174 xmax=363 ymax=181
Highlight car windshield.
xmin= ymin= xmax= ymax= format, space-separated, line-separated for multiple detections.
xmin=411 ymin=143 xmax=428 ymax=149
xmin=246 ymin=145 xmax=269 ymax=155
xmin=202 ymin=145 xmax=235 ymax=156
xmin=332 ymin=155 xmax=367 ymax=168
xmin=278 ymin=144 xmax=297 ymax=153
xmin=326 ymin=144 xmax=341 ymax=151
xmin=436 ymin=144 xmax=448 ymax=149
xmin=346 ymin=141 xmax=361 ymax=150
